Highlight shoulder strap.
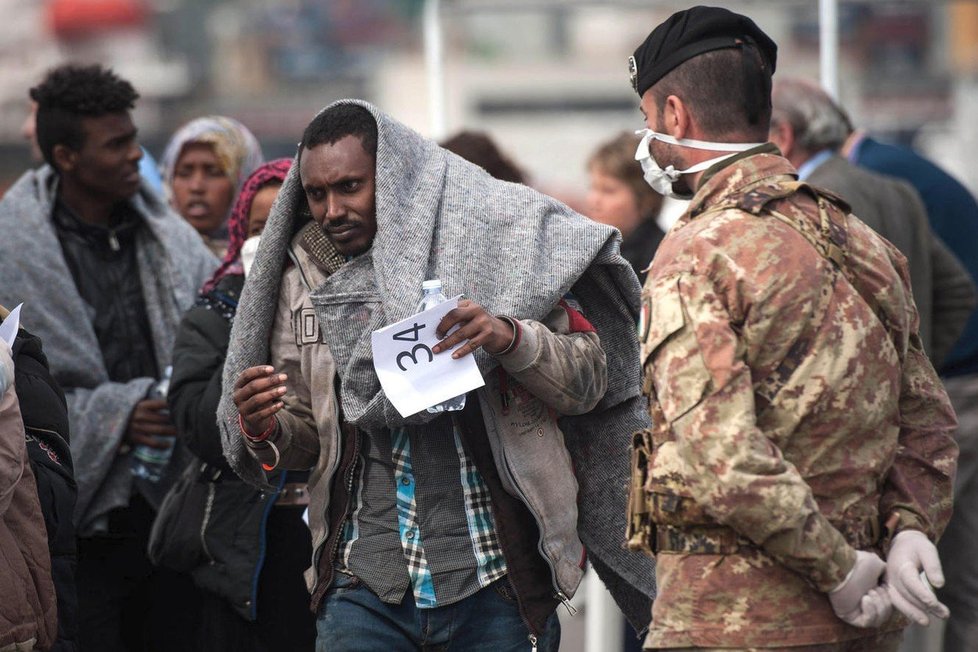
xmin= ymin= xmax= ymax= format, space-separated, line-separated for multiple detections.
xmin=721 ymin=180 xmax=856 ymax=411
xmin=744 ymin=181 xmax=903 ymax=409
xmin=696 ymin=179 xmax=851 ymax=272
xmin=737 ymin=180 xmax=849 ymax=272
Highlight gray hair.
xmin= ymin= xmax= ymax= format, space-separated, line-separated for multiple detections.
xmin=771 ymin=78 xmax=853 ymax=153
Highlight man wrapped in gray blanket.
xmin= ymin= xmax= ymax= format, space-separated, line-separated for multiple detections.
xmin=218 ymin=101 xmax=656 ymax=651
xmin=0 ymin=64 xmax=217 ymax=651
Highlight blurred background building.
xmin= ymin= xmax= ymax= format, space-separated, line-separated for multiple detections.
xmin=1 ymin=0 xmax=977 ymax=202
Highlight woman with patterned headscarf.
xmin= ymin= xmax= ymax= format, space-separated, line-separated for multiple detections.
xmin=166 ymin=159 xmax=315 ymax=651
xmin=161 ymin=116 xmax=264 ymax=257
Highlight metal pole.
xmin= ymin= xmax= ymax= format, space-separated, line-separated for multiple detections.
xmin=585 ymin=569 xmax=623 ymax=652
xmin=424 ymin=0 xmax=448 ymax=139
xmin=819 ymin=0 xmax=840 ymax=99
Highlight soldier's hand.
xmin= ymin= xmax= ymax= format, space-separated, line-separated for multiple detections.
xmin=829 ymin=550 xmax=890 ymax=628
xmin=432 ymin=299 xmax=514 ymax=358
xmin=885 ymin=530 xmax=949 ymax=626
xmin=233 ymin=365 xmax=287 ymax=437
xmin=844 ymin=587 xmax=892 ymax=628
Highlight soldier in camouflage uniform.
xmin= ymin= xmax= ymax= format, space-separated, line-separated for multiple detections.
xmin=625 ymin=7 xmax=959 ymax=651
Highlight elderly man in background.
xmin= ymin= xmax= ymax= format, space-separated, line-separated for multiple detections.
xmin=769 ymin=77 xmax=976 ymax=369
xmin=839 ymin=106 xmax=978 ymax=652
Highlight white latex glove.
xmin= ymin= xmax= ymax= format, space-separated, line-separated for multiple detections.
xmin=829 ymin=550 xmax=891 ymax=628
xmin=885 ymin=529 xmax=949 ymax=626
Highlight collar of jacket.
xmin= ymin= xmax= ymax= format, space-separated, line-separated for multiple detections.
xmin=52 ymin=196 xmax=143 ymax=253
xmin=695 ymin=142 xmax=781 ymax=192
xmin=686 ymin=146 xmax=795 ymax=221
xmin=295 ymin=221 xmax=345 ymax=278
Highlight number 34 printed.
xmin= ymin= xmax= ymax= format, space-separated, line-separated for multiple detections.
xmin=371 ymin=295 xmax=485 ymax=417
xmin=393 ymin=322 xmax=433 ymax=372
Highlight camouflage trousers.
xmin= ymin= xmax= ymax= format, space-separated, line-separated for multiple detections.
xmin=651 ymin=628 xmax=902 ymax=651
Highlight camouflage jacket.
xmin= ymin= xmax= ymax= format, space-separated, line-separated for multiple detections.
xmin=635 ymin=150 xmax=958 ymax=648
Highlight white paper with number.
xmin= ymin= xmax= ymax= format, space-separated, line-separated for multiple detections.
xmin=371 ymin=296 xmax=486 ymax=417
xmin=0 ymin=303 xmax=22 ymax=349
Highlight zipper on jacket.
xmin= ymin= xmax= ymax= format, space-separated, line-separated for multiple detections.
xmin=305 ymin=412 xmax=346 ymax=594
xmin=498 ymin=368 xmax=511 ymax=415
xmin=528 ymin=633 xmax=537 ymax=652
xmin=197 ymin=462 xmax=224 ymax=563
xmin=330 ymin=433 xmax=360 ymax=564
xmin=200 ymin=482 xmax=216 ymax=562
xmin=556 ymin=591 xmax=577 ymax=616
xmin=310 ymin=428 xmax=361 ymax=603
xmin=485 ymin=395 xmax=566 ymax=599
xmin=108 ymin=229 xmax=120 ymax=251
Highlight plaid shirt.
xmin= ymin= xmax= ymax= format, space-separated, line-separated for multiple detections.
xmin=338 ymin=419 xmax=507 ymax=608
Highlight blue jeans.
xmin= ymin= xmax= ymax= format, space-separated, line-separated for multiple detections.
xmin=316 ymin=571 xmax=560 ymax=651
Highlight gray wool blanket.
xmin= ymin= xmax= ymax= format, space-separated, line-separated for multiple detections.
xmin=0 ymin=166 xmax=217 ymax=536
xmin=218 ymin=100 xmax=655 ymax=628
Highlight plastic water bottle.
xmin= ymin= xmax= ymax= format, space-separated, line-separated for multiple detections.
xmin=419 ymin=280 xmax=466 ymax=413
xmin=130 ymin=365 xmax=175 ymax=482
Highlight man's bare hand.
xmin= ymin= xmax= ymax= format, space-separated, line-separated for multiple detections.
xmin=233 ymin=365 xmax=287 ymax=436
xmin=125 ymin=399 xmax=176 ymax=449
xmin=431 ymin=299 xmax=514 ymax=358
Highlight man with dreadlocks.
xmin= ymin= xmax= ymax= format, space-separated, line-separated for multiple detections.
xmin=0 ymin=63 xmax=216 ymax=650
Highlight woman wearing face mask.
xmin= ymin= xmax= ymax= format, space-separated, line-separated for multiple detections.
xmin=161 ymin=116 xmax=265 ymax=257
xmin=586 ymin=131 xmax=665 ymax=283
xmin=166 ymin=159 xmax=315 ymax=652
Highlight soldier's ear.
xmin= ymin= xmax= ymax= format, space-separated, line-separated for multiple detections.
xmin=663 ymin=95 xmax=689 ymax=140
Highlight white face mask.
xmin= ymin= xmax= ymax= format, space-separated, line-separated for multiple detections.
xmin=634 ymin=128 xmax=766 ymax=199
xmin=241 ymin=235 xmax=261 ymax=278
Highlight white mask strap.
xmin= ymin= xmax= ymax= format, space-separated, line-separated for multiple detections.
xmin=635 ymin=128 xmax=765 ymax=153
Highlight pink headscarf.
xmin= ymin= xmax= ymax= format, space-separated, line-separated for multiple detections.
xmin=200 ymin=158 xmax=292 ymax=294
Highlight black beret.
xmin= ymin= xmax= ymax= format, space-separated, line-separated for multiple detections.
xmin=630 ymin=6 xmax=777 ymax=96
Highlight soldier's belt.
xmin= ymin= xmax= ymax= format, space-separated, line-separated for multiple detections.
xmin=653 ymin=523 xmax=752 ymax=555
xmin=653 ymin=515 xmax=882 ymax=555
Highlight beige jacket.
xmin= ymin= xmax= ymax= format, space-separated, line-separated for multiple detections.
xmin=0 ymin=348 xmax=57 ymax=652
